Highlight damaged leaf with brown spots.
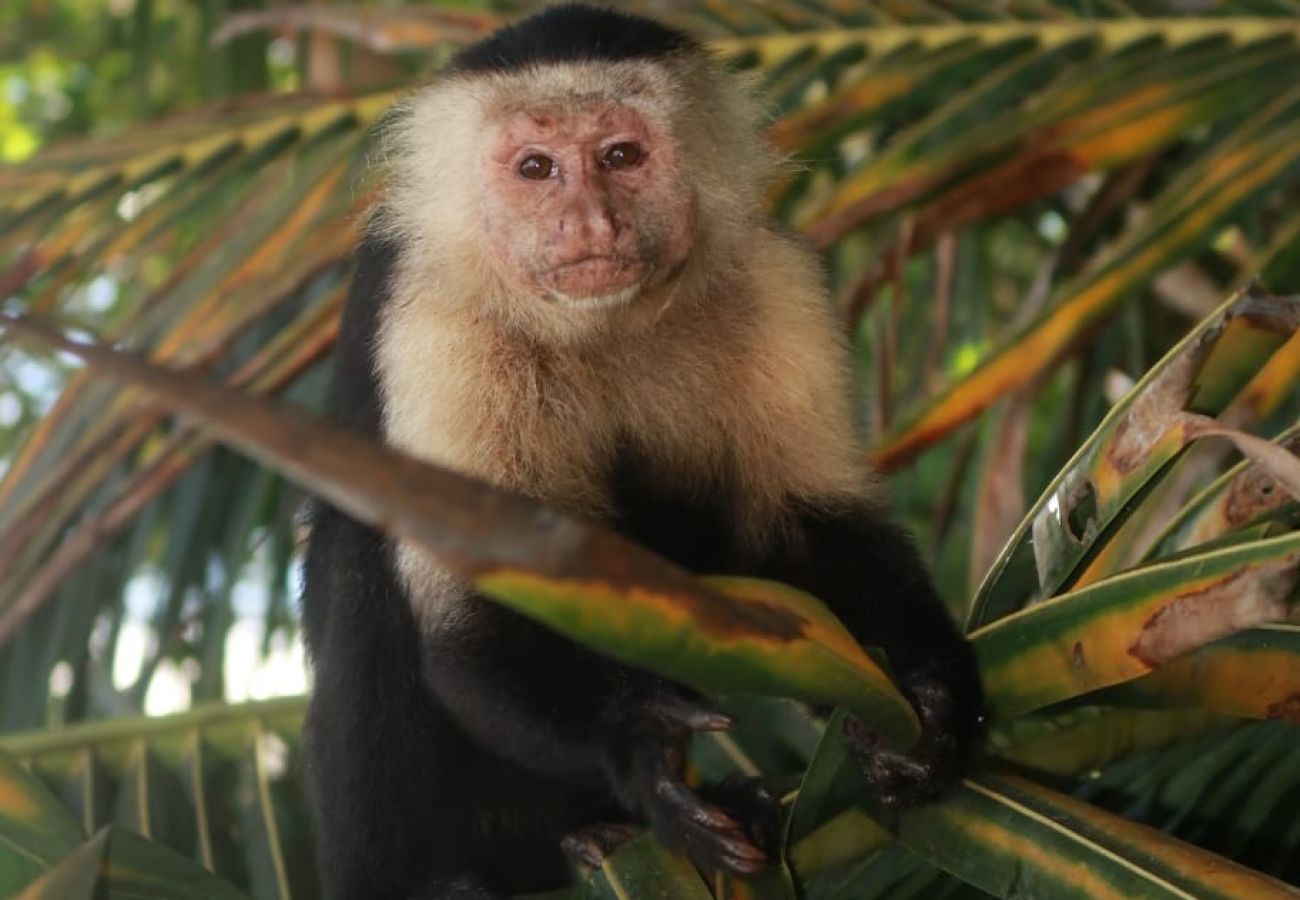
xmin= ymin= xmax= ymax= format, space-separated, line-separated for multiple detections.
xmin=972 ymin=532 xmax=1300 ymax=719
xmin=969 ymin=287 xmax=1300 ymax=630
xmin=1145 ymin=425 xmax=1300 ymax=560
xmin=477 ymin=573 xmax=920 ymax=747
xmin=1094 ymin=624 xmax=1300 ymax=723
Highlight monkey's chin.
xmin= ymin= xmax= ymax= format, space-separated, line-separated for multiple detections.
xmin=537 ymin=256 xmax=647 ymax=310
xmin=546 ymin=284 xmax=642 ymax=310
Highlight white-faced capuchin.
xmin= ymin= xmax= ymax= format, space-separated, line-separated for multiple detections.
xmin=301 ymin=5 xmax=984 ymax=898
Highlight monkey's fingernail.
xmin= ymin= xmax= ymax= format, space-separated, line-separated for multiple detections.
xmin=690 ymin=709 xmax=733 ymax=731
xmin=652 ymin=695 xmax=733 ymax=731
xmin=725 ymin=857 xmax=767 ymax=876
xmin=658 ymin=781 xmax=735 ymax=829
xmin=689 ymin=805 xmax=736 ymax=830
xmin=560 ymin=834 xmax=605 ymax=867
xmin=721 ymin=835 xmax=766 ymax=862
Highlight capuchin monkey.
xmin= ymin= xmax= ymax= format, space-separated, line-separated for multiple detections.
xmin=302 ymin=5 xmax=983 ymax=898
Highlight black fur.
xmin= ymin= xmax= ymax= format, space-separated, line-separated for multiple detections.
xmin=447 ymin=4 xmax=696 ymax=75
xmin=304 ymin=500 xmax=621 ymax=898
xmin=303 ymin=238 xmax=983 ymax=899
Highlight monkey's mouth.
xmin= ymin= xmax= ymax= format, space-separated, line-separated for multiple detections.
xmin=543 ymin=255 xmax=646 ymax=302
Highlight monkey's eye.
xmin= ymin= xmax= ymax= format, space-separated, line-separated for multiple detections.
xmin=518 ymin=154 xmax=555 ymax=180
xmin=601 ymin=142 xmax=644 ymax=171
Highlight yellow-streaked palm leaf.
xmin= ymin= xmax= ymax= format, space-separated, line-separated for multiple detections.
xmin=989 ymin=707 xmax=1223 ymax=779
xmin=0 ymin=750 xmax=83 ymax=894
xmin=580 ymin=833 xmax=713 ymax=900
xmin=972 ymin=533 xmax=1300 ymax=720
xmin=1096 ymin=624 xmax=1300 ymax=721
xmin=1142 ymin=423 xmax=1300 ymax=563
xmin=899 ymin=773 xmax=1300 ymax=899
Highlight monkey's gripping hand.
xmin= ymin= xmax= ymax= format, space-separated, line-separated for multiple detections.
xmin=598 ymin=691 xmax=780 ymax=875
xmin=756 ymin=505 xmax=985 ymax=811
xmin=842 ymin=657 xmax=984 ymax=811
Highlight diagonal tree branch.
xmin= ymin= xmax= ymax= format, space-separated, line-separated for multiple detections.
xmin=0 ymin=313 xmax=768 ymax=646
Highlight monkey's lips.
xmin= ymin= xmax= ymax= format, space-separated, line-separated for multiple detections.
xmin=542 ymin=255 xmax=646 ymax=301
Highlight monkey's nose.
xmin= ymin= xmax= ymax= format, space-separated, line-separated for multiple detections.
xmin=579 ymin=207 xmax=618 ymax=245
xmin=557 ymin=195 xmax=620 ymax=257
xmin=559 ymin=187 xmax=618 ymax=243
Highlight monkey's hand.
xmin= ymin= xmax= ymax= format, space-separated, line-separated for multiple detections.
xmin=600 ymin=691 xmax=776 ymax=875
xmin=843 ymin=669 xmax=981 ymax=810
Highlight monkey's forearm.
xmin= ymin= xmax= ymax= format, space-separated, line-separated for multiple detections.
xmin=761 ymin=506 xmax=962 ymax=661
xmin=422 ymin=602 xmax=770 ymax=870
xmin=751 ymin=502 xmax=985 ymax=806
xmin=757 ymin=503 xmax=983 ymax=728
xmin=421 ymin=602 xmax=670 ymax=785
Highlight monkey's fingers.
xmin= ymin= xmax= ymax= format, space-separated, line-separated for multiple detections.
xmin=657 ymin=780 xmax=739 ymax=829
xmin=646 ymin=694 xmax=733 ymax=733
xmin=701 ymin=776 xmax=783 ymax=857
xmin=561 ymin=822 xmax=643 ymax=867
xmin=653 ymin=778 xmax=768 ymax=876
xmin=843 ymin=715 xmax=952 ymax=810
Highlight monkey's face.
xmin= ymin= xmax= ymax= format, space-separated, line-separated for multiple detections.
xmin=481 ymin=103 xmax=696 ymax=310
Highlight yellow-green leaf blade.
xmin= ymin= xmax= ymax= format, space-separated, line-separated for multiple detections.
xmin=900 ymin=773 xmax=1300 ymax=900
xmin=784 ymin=709 xmax=878 ymax=848
xmin=972 ymin=532 xmax=1300 ymax=719
xmin=97 ymin=826 xmax=251 ymax=900
xmin=1098 ymin=624 xmax=1300 ymax=722
xmin=580 ymin=833 xmax=712 ymax=900
xmin=0 ymin=749 xmax=83 ymax=894
xmin=477 ymin=573 xmax=920 ymax=747
xmin=0 ymin=316 xmax=920 ymax=744
xmin=989 ymin=707 xmax=1223 ymax=779
xmin=12 ymin=829 xmax=105 ymax=900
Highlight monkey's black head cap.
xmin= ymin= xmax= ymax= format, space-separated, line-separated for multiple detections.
xmin=448 ymin=4 xmax=699 ymax=75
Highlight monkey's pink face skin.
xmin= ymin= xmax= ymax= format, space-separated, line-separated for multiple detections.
xmin=482 ymin=104 xmax=696 ymax=306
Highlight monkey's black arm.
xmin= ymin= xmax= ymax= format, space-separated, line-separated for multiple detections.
xmin=755 ymin=501 xmax=984 ymax=803
xmin=420 ymin=602 xmax=663 ymax=785
xmin=422 ymin=603 xmax=772 ymax=872
xmin=304 ymin=506 xmax=482 ymax=899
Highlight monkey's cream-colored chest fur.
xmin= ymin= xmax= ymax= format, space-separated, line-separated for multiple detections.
xmin=376 ymin=233 xmax=871 ymax=628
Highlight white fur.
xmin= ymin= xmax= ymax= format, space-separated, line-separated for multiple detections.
xmin=370 ymin=53 xmax=879 ymax=631
xmin=548 ymin=284 xmax=643 ymax=309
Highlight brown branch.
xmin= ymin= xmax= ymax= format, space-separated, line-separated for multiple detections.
xmin=923 ymin=231 xmax=956 ymax=394
xmin=0 ymin=313 xmax=751 ymax=646
xmin=212 ymin=5 xmax=499 ymax=53
xmin=0 ymin=249 xmax=43 ymax=300
xmin=1055 ymin=155 xmax=1159 ymax=279
xmin=969 ymin=394 xmax=1030 ymax=589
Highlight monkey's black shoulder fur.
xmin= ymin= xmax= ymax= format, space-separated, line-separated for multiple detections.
xmin=447 ymin=4 xmax=697 ymax=75
xmin=302 ymin=238 xmax=983 ymax=899
xmin=305 ymin=238 xmax=608 ymax=897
